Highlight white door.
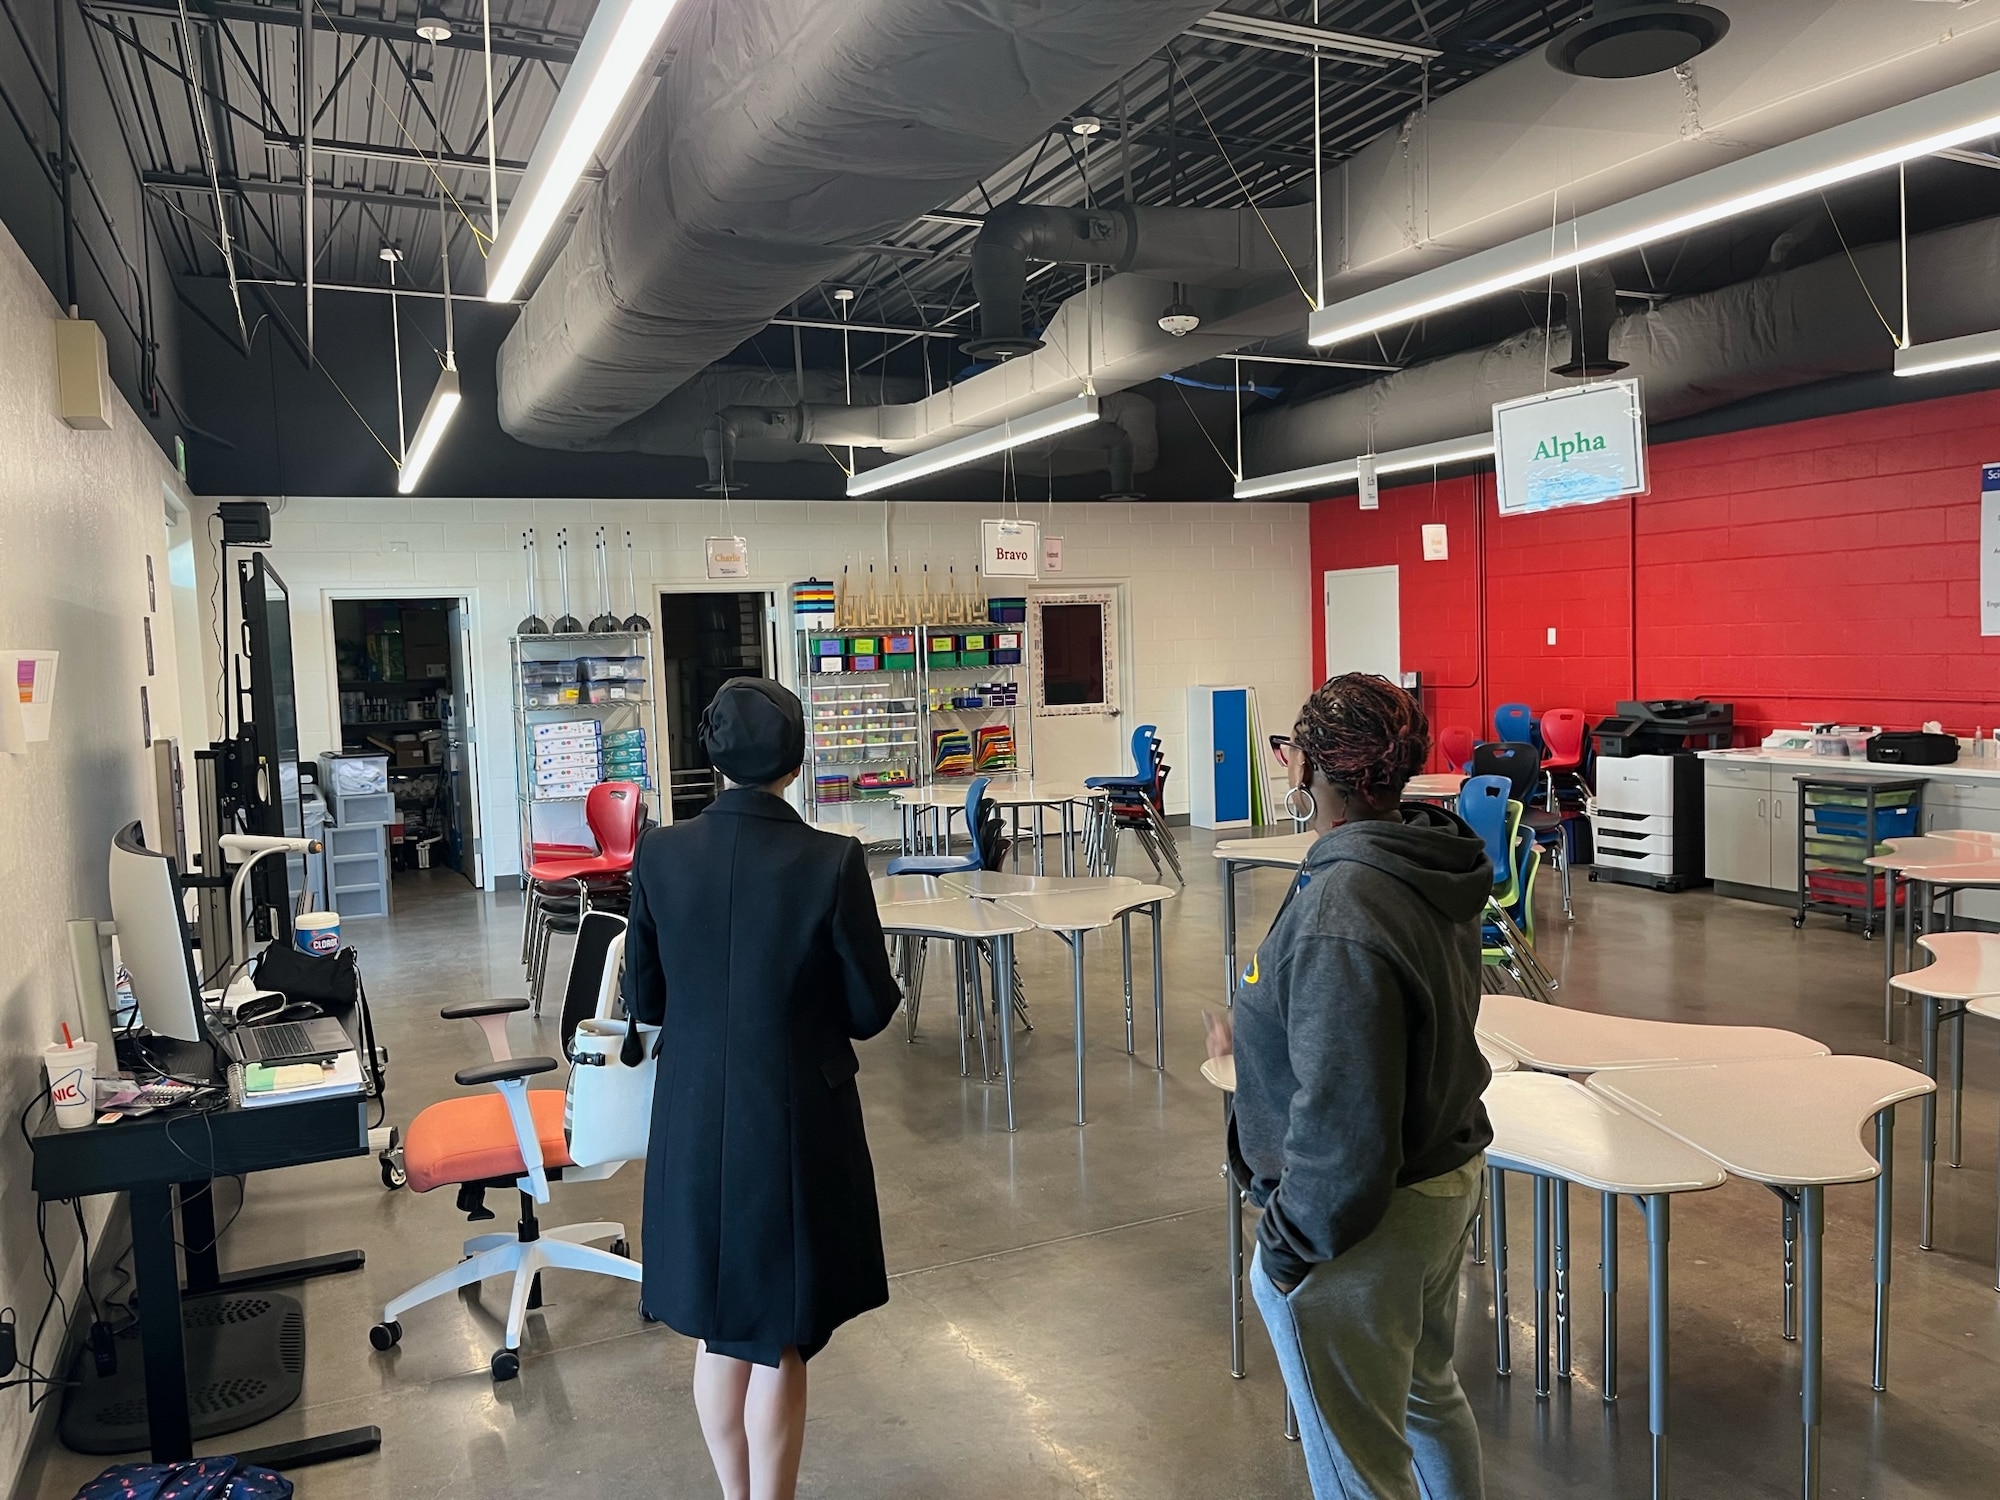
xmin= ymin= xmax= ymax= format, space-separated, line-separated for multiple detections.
xmin=1027 ymin=588 xmax=1127 ymax=784
xmin=1323 ymin=566 xmax=1401 ymax=681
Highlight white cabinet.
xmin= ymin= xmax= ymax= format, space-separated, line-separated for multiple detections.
xmin=1931 ymin=784 xmax=2000 ymax=923
xmin=1703 ymin=760 xmax=1801 ymax=894
xmin=1768 ymin=783 xmax=1798 ymax=893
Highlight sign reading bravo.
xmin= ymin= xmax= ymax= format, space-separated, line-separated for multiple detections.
xmin=981 ymin=518 xmax=1041 ymax=578
xmin=1493 ymin=378 xmax=1647 ymax=516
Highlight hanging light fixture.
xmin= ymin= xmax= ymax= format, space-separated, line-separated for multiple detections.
xmin=398 ymin=361 xmax=462 ymax=495
xmin=845 ymin=396 xmax=1100 ymax=498
xmin=485 ymin=0 xmax=688 ymax=301
xmin=415 ymin=6 xmax=454 ymax=43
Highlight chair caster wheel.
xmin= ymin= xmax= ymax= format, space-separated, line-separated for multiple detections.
xmin=611 ymin=1237 xmax=631 ymax=1258
xmin=369 ymin=1321 xmax=402 ymax=1351
xmin=380 ymin=1155 xmax=407 ymax=1190
xmin=491 ymin=1348 xmax=520 ymax=1381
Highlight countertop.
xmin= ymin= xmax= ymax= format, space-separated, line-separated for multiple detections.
xmin=1699 ymin=748 xmax=2000 ymax=782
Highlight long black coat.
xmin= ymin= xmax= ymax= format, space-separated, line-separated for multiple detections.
xmin=622 ymin=788 xmax=902 ymax=1357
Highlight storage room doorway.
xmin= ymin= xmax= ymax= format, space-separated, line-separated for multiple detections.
xmin=329 ymin=597 xmax=483 ymax=885
xmin=658 ymin=590 xmax=775 ymax=818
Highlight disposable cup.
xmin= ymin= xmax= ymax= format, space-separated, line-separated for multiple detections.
xmin=43 ymin=1041 xmax=99 ymax=1128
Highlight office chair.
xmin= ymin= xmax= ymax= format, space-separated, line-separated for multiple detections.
xmin=372 ymin=910 xmax=646 ymax=1381
xmin=1493 ymin=703 xmax=1537 ymax=746
xmin=521 ymin=781 xmax=645 ymax=1014
xmin=1471 ymin=742 xmax=1573 ymax=919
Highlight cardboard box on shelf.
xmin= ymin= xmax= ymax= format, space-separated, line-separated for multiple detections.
xmin=367 ymin=733 xmax=427 ymax=769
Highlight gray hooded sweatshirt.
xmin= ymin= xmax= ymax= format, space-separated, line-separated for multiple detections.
xmin=1228 ymin=804 xmax=1495 ymax=1287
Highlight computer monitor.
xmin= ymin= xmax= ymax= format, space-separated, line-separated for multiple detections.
xmin=109 ymin=821 xmax=207 ymax=1044
xmin=238 ymin=553 xmax=304 ymax=938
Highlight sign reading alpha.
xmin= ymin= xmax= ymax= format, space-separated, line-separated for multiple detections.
xmin=1493 ymin=378 xmax=1647 ymax=516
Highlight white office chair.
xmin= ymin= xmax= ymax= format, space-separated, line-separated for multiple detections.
xmin=369 ymin=912 xmax=655 ymax=1380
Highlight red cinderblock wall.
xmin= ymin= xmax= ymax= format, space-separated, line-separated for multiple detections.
xmin=1308 ymin=388 xmax=2000 ymax=765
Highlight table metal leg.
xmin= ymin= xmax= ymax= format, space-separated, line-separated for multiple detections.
xmin=992 ymin=935 xmax=1016 ymax=1132
xmin=1922 ymin=994 xmax=1939 ymax=1250
xmin=132 ymin=1182 xmax=193 ymax=1461
xmin=1645 ymin=1194 xmax=1671 ymax=1500
xmin=1874 ymin=1107 xmax=1893 ymax=1392
xmin=1221 ymin=861 xmax=1239 ymax=1007
xmin=1490 ymin=1166 xmax=1511 ymax=1376
xmin=1950 ymin=1003 xmax=1965 ymax=1170
xmin=1284 ymin=1399 xmax=1299 ymax=1442
xmin=954 ymin=943 xmax=971 ymax=1078
xmin=1602 ymin=1191 xmax=1619 ymax=1404
xmin=1061 ymin=802 xmax=1076 ymax=877
xmin=1069 ymin=931 xmax=1088 ymax=1125
xmin=1884 ymin=868 xmax=1898 ymax=1042
xmin=968 ymin=940 xmax=992 ymax=1082
xmin=1033 ymin=805 xmax=1046 ymax=875
xmin=1801 ymin=1184 xmax=1825 ymax=1500
xmin=1555 ymin=1179 xmax=1573 ymax=1380
xmin=1227 ymin=1157 xmax=1245 ymax=1378
xmin=1151 ymin=902 xmax=1166 ymax=1071
xmin=1470 ymin=1173 xmax=1486 ymax=1267
xmin=1121 ymin=915 xmax=1136 ymax=1056
xmin=1783 ymin=1196 xmax=1798 ymax=1341
xmin=1533 ymin=1175 xmax=1552 ymax=1399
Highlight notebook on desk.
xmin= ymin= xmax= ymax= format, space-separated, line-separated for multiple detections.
xmin=229 ymin=1049 xmax=364 ymax=1108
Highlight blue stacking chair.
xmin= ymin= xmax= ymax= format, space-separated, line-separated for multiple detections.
xmin=887 ymin=777 xmax=993 ymax=876
xmin=1085 ymin=725 xmax=1159 ymax=790
xmin=1458 ymin=775 xmax=1524 ymax=909
xmin=1493 ymin=703 xmax=1537 ymax=745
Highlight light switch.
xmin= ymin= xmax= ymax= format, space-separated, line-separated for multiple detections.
xmin=1547 ymin=627 xmax=1558 ymax=646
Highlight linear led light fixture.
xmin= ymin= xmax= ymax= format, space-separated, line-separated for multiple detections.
xmin=1309 ymin=72 xmax=2000 ymax=350
xmin=1195 ymin=8 xmax=1440 ymax=64
xmin=485 ymin=0 xmax=683 ymax=301
xmin=1234 ymin=433 xmax=1494 ymax=501
xmin=1894 ymin=329 xmax=2000 ymax=379
xmin=845 ymin=395 xmax=1099 ymax=498
xmin=397 ymin=360 xmax=462 ymax=494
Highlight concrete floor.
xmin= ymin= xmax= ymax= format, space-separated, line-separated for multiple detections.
xmin=24 ymin=832 xmax=2000 ymax=1499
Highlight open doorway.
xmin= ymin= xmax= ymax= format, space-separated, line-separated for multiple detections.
xmin=330 ymin=597 xmax=482 ymax=884
xmin=658 ymin=590 xmax=773 ymax=818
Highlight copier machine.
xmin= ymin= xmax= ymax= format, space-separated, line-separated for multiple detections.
xmin=1588 ymin=701 xmax=1731 ymax=891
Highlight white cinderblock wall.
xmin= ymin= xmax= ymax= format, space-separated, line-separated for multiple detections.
xmin=188 ymin=496 xmax=1312 ymax=884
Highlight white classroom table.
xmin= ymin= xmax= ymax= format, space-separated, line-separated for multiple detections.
xmin=1476 ymin=992 xmax=1829 ymax=1073
xmin=1405 ymin=772 xmax=1467 ymax=803
xmin=1869 ymin=832 xmax=2000 ymax=1040
xmin=999 ymin=884 xmax=1176 ymax=1122
xmin=809 ymin=820 xmax=869 ymax=842
xmin=940 ymin=870 xmax=1137 ymax=898
xmin=1483 ymin=1072 xmax=1727 ymax=1500
xmin=895 ymin=781 xmax=1106 ymax=875
xmin=875 ymin=897 xmax=1036 ymax=1131
xmin=1587 ymin=1056 xmax=1935 ymax=1500
xmin=1211 ymin=831 xmax=1318 ymax=1002
xmin=1887 ymin=931 xmax=2000 ymax=1248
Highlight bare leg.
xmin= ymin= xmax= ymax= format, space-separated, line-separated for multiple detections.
xmin=693 ymin=1341 xmax=752 ymax=1500
xmin=746 ymin=1346 xmax=809 ymax=1500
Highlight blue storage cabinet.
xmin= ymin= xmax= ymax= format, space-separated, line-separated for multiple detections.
xmin=1187 ymin=685 xmax=1253 ymax=830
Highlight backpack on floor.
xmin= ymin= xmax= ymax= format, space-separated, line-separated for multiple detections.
xmin=72 ymin=1458 xmax=293 ymax=1500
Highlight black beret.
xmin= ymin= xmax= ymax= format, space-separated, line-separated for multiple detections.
xmin=700 ymin=677 xmax=805 ymax=786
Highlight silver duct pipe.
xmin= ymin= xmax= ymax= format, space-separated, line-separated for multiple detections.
xmin=1243 ymin=216 xmax=2000 ymax=476
xmin=495 ymin=0 xmax=1222 ymax=449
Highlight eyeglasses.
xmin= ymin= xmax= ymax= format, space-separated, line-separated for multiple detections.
xmin=1268 ymin=734 xmax=1297 ymax=767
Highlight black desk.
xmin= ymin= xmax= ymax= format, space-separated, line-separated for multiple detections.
xmin=30 ymin=1092 xmax=382 ymax=1468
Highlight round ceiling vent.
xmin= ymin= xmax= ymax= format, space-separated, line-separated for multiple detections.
xmin=1547 ymin=2 xmax=1729 ymax=79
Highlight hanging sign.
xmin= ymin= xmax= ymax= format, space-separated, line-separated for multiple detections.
xmin=705 ymin=536 xmax=750 ymax=580
xmin=1042 ymin=536 xmax=1065 ymax=573
xmin=1422 ymin=523 xmax=1449 ymax=561
xmin=1357 ymin=453 xmax=1380 ymax=511
xmin=981 ymin=518 xmax=1041 ymax=578
xmin=1493 ymin=378 xmax=1647 ymax=516
xmin=1982 ymin=464 xmax=2000 ymax=636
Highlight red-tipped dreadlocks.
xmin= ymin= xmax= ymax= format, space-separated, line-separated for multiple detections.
xmin=1293 ymin=672 xmax=1432 ymax=812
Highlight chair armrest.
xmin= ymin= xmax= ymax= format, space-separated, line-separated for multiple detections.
xmin=440 ymin=998 xmax=531 ymax=1020
xmin=455 ymin=1056 xmax=558 ymax=1088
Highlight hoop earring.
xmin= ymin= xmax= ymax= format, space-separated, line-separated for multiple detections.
xmin=1284 ymin=785 xmax=1317 ymax=825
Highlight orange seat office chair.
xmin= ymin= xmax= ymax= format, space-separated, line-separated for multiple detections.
xmin=372 ymin=910 xmax=648 ymax=1380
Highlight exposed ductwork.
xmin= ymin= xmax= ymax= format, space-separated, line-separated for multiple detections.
xmin=962 ymin=200 xmax=1314 ymax=359
xmin=1242 ymin=215 xmax=2000 ymax=477
xmin=1550 ymin=265 xmax=1627 ymax=379
xmin=698 ymin=0 xmax=2000 ymax=472
xmin=494 ymin=0 xmax=1222 ymax=450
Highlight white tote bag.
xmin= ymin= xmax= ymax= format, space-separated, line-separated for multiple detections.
xmin=563 ymin=1016 xmax=658 ymax=1168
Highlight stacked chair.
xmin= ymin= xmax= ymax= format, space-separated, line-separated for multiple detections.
xmin=520 ymin=781 xmax=645 ymax=1013
xmin=1471 ymin=741 xmax=1575 ymax=920
xmin=1084 ymin=724 xmax=1184 ymax=884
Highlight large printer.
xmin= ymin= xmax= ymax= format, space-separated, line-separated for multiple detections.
xmin=1589 ymin=700 xmax=1731 ymax=892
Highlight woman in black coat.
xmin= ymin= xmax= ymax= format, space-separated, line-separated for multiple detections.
xmin=623 ymin=677 xmax=902 ymax=1500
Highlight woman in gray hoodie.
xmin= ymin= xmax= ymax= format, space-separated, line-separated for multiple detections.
xmin=1208 ymin=672 xmax=1495 ymax=1500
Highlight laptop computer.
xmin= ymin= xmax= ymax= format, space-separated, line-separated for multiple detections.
xmin=225 ymin=1015 xmax=352 ymax=1066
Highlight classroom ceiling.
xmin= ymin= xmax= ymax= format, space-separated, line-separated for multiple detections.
xmin=64 ymin=0 xmax=2000 ymax=499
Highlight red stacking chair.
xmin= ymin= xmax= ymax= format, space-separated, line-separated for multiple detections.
xmin=520 ymin=782 xmax=646 ymax=1014
xmin=1438 ymin=725 xmax=1476 ymax=773
xmin=1538 ymin=708 xmax=1588 ymax=803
